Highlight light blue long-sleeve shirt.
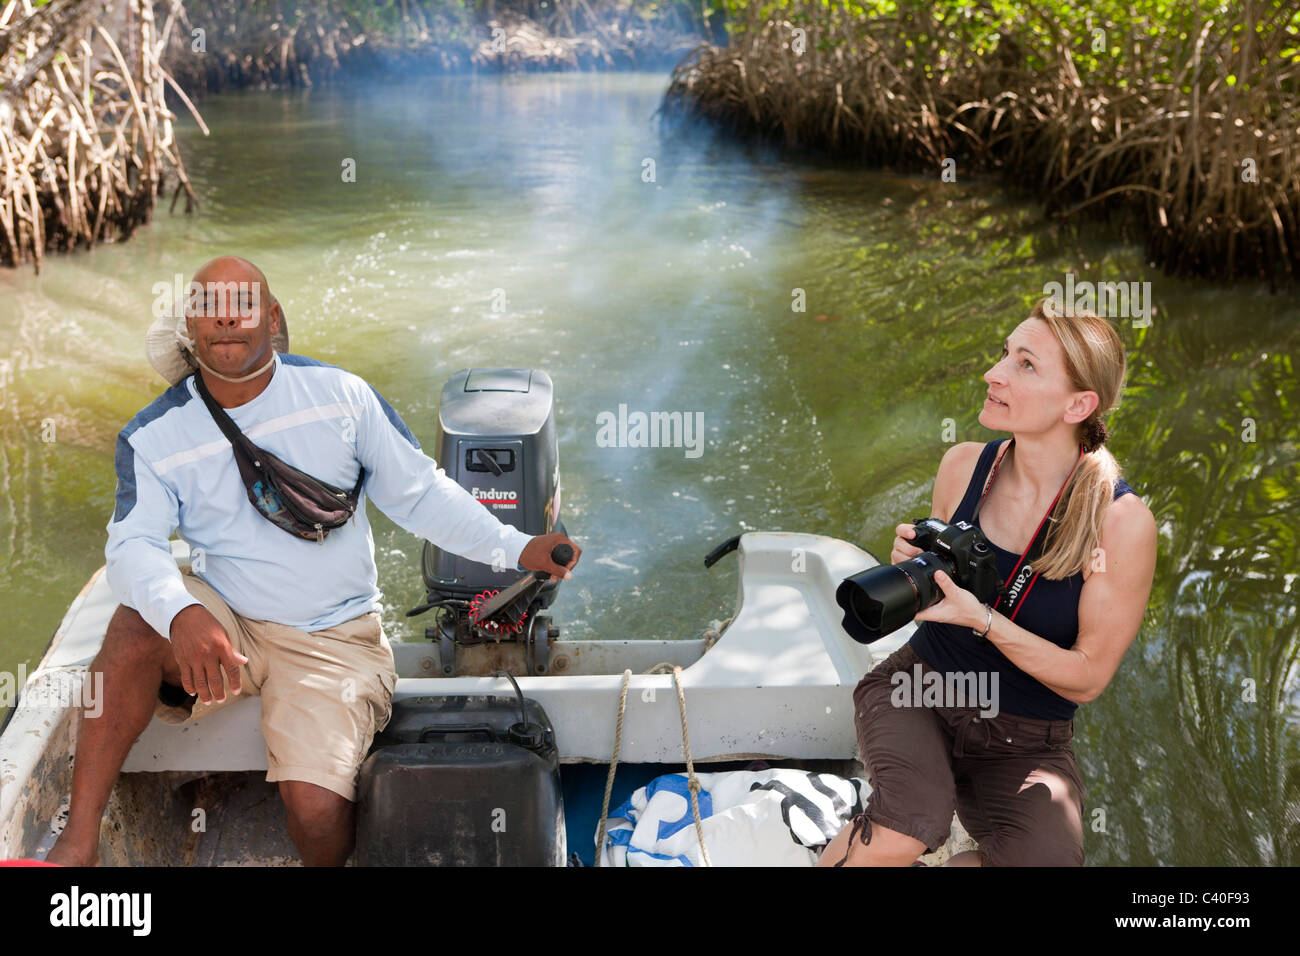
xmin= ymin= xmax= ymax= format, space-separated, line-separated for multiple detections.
xmin=107 ymin=353 xmax=533 ymax=639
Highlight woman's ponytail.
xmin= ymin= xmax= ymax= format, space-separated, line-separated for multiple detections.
xmin=1025 ymin=296 xmax=1128 ymax=580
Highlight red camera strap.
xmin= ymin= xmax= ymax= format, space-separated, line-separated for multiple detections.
xmin=971 ymin=439 xmax=1084 ymax=621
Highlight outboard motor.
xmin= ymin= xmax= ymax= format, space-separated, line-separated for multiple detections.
xmin=406 ymin=368 xmax=566 ymax=677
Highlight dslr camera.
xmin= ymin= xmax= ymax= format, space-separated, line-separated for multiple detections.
xmin=836 ymin=517 xmax=1004 ymax=644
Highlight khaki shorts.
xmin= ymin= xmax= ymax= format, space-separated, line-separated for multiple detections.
xmin=154 ymin=569 xmax=397 ymax=802
xmin=850 ymin=642 xmax=1086 ymax=866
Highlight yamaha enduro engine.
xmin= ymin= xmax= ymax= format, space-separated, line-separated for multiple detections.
xmin=406 ymin=368 xmax=566 ymax=677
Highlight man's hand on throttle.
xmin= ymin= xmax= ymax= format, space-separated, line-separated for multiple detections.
xmin=519 ymin=533 xmax=582 ymax=582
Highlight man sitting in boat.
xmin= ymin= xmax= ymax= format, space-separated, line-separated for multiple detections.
xmin=46 ymin=256 xmax=580 ymax=866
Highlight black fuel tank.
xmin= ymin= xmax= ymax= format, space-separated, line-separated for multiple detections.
xmin=355 ymin=695 xmax=565 ymax=867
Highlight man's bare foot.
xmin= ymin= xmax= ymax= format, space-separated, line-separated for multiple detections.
xmin=44 ymin=834 xmax=100 ymax=867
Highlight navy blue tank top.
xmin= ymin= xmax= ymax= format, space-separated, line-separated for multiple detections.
xmin=908 ymin=439 xmax=1137 ymax=720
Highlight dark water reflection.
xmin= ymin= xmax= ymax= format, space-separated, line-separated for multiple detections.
xmin=0 ymin=74 xmax=1295 ymax=865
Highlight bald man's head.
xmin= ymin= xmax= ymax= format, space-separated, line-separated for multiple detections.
xmin=184 ymin=256 xmax=283 ymax=380
xmin=193 ymin=255 xmax=270 ymax=292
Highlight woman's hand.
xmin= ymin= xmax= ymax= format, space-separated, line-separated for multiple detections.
xmin=912 ymin=569 xmax=987 ymax=631
xmin=890 ymin=523 xmax=924 ymax=564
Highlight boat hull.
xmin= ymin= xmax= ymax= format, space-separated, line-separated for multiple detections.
xmin=1 ymin=532 xmax=924 ymax=864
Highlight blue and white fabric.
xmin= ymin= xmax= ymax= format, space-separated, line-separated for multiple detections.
xmin=598 ymin=768 xmax=870 ymax=867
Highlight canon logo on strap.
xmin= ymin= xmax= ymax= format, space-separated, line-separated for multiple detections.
xmin=1007 ymin=564 xmax=1034 ymax=602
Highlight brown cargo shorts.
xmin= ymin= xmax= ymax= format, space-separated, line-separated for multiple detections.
xmin=851 ymin=641 xmax=1086 ymax=866
xmin=153 ymin=568 xmax=398 ymax=802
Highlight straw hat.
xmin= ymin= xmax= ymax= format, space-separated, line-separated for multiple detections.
xmin=146 ymin=305 xmax=289 ymax=387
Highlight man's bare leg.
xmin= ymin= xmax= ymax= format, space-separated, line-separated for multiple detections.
xmin=278 ymin=780 xmax=355 ymax=866
xmin=46 ymin=605 xmax=182 ymax=866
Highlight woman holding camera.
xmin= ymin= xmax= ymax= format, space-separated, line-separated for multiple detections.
xmin=819 ymin=297 xmax=1157 ymax=867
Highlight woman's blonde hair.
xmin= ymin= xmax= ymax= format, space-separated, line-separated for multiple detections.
xmin=1023 ymin=296 xmax=1128 ymax=580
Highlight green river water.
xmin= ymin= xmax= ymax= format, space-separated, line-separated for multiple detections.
xmin=0 ymin=72 xmax=1296 ymax=866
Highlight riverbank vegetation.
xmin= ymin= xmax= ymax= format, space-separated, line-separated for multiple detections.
xmin=0 ymin=0 xmax=709 ymax=269
xmin=161 ymin=0 xmax=716 ymax=92
xmin=6 ymin=0 xmax=1296 ymax=281
xmin=0 ymin=0 xmax=202 ymax=270
xmin=663 ymin=0 xmax=1300 ymax=285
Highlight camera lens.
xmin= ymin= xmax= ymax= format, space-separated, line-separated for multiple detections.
xmin=836 ymin=552 xmax=955 ymax=643
xmin=836 ymin=564 xmax=919 ymax=643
